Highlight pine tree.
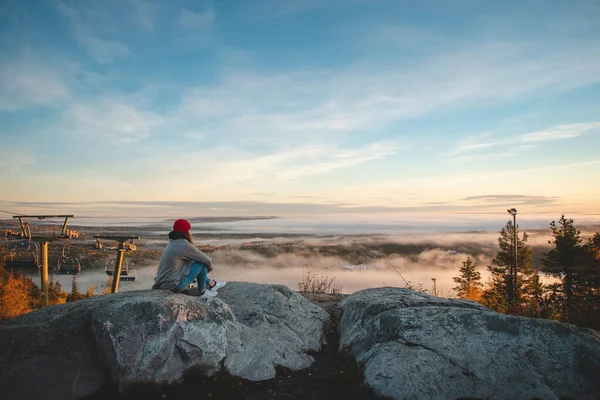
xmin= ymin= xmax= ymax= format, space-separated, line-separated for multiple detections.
xmin=453 ymin=257 xmax=483 ymax=301
xmin=86 ymin=284 xmax=96 ymax=298
xmin=101 ymin=277 xmax=113 ymax=295
xmin=577 ymin=231 xmax=600 ymax=329
xmin=66 ymin=275 xmax=84 ymax=302
xmin=0 ymin=265 xmax=8 ymax=286
xmin=523 ymin=272 xmax=545 ymax=317
xmin=0 ymin=243 xmax=6 ymax=270
xmin=481 ymin=220 xmax=537 ymax=314
xmin=25 ymin=275 xmax=42 ymax=310
xmin=588 ymin=232 xmax=600 ymax=261
xmin=542 ymin=215 xmax=584 ymax=322
xmin=48 ymin=277 xmax=68 ymax=305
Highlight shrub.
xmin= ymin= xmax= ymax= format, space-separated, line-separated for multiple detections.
xmin=297 ymin=264 xmax=343 ymax=296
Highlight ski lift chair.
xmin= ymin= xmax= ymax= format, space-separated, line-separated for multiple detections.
xmin=55 ymin=246 xmax=81 ymax=275
xmin=4 ymin=240 xmax=39 ymax=270
xmin=105 ymin=258 xmax=136 ymax=282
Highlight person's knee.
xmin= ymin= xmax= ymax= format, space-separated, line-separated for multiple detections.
xmin=191 ymin=261 xmax=207 ymax=269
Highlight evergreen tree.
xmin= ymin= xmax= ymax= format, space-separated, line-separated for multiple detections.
xmin=47 ymin=277 xmax=68 ymax=305
xmin=86 ymin=284 xmax=96 ymax=298
xmin=0 ymin=242 xmax=6 ymax=270
xmin=25 ymin=275 xmax=42 ymax=310
xmin=66 ymin=275 xmax=84 ymax=302
xmin=453 ymin=257 xmax=483 ymax=300
xmin=0 ymin=265 xmax=8 ymax=286
xmin=588 ymin=232 xmax=600 ymax=261
xmin=542 ymin=215 xmax=584 ymax=322
xmin=102 ymin=278 xmax=113 ymax=295
xmin=523 ymin=272 xmax=545 ymax=317
xmin=541 ymin=283 xmax=567 ymax=321
xmin=578 ymin=231 xmax=600 ymax=329
xmin=481 ymin=220 xmax=537 ymax=314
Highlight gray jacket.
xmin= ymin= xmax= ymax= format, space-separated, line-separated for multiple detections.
xmin=153 ymin=239 xmax=213 ymax=290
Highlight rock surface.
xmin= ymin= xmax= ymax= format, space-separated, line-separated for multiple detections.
xmin=218 ymin=283 xmax=330 ymax=380
xmin=0 ymin=282 xmax=330 ymax=400
xmin=339 ymin=287 xmax=600 ymax=400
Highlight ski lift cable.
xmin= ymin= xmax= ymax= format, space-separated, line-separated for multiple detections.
xmin=1 ymin=211 xmax=68 ymax=228
xmin=1 ymin=210 xmax=70 ymax=235
xmin=37 ymin=217 xmax=68 ymax=227
xmin=63 ymin=242 xmax=105 ymax=253
xmin=0 ymin=209 xmax=27 ymax=216
xmin=383 ymin=255 xmax=410 ymax=286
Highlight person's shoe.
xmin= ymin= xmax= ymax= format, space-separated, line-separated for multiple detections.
xmin=199 ymin=290 xmax=218 ymax=298
xmin=211 ymin=281 xmax=227 ymax=291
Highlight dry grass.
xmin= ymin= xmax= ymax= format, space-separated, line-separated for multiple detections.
xmin=297 ymin=265 xmax=343 ymax=296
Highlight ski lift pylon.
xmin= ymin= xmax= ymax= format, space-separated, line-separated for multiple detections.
xmin=105 ymin=258 xmax=136 ymax=281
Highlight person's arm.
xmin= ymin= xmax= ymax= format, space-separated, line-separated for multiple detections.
xmin=183 ymin=242 xmax=214 ymax=271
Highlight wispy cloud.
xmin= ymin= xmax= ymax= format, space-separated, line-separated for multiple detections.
xmin=61 ymin=98 xmax=163 ymax=143
xmin=0 ymin=58 xmax=70 ymax=110
xmin=0 ymin=148 xmax=35 ymax=168
xmin=57 ymin=0 xmax=157 ymax=38
xmin=447 ymin=122 xmax=600 ymax=162
xmin=76 ymin=36 xmax=131 ymax=64
xmin=140 ymin=141 xmax=403 ymax=194
xmin=276 ymin=141 xmax=402 ymax=180
xmin=448 ymin=144 xmax=536 ymax=163
xmin=447 ymin=140 xmax=500 ymax=156
xmin=517 ymin=122 xmax=600 ymax=143
xmin=462 ymin=194 xmax=557 ymax=206
xmin=326 ymin=159 xmax=600 ymax=212
xmin=262 ymin=0 xmax=371 ymax=16
xmin=169 ymin=42 xmax=600 ymax=148
xmin=127 ymin=0 xmax=157 ymax=32
xmin=179 ymin=8 xmax=214 ymax=29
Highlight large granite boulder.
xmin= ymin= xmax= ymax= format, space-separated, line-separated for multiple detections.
xmin=339 ymin=287 xmax=600 ymax=400
xmin=218 ymin=282 xmax=330 ymax=380
xmin=0 ymin=282 xmax=330 ymax=400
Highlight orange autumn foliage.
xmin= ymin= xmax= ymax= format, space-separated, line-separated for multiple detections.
xmin=0 ymin=274 xmax=32 ymax=320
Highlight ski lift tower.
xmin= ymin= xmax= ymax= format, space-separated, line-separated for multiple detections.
xmin=9 ymin=215 xmax=78 ymax=307
xmin=93 ymin=235 xmax=139 ymax=293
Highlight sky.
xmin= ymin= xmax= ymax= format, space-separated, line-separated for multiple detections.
xmin=1 ymin=0 xmax=600 ymax=218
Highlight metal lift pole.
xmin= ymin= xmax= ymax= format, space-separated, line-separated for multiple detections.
xmin=60 ymin=216 xmax=70 ymax=237
xmin=18 ymin=217 xmax=26 ymax=237
xmin=111 ymin=243 xmax=126 ymax=294
xmin=93 ymin=235 xmax=139 ymax=294
xmin=11 ymin=215 xmax=78 ymax=307
xmin=40 ymin=241 xmax=49 ymax=306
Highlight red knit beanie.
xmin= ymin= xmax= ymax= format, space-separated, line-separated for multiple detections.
xmin=173 ymin=219 xmax=191 ymax=233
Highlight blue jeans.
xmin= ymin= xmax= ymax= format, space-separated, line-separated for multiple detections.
xmin=175 ymin=262 xmax=211 ymax=291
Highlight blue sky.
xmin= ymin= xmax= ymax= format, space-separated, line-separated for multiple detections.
xmin=1 ymin=0 xmax=599 ymax=217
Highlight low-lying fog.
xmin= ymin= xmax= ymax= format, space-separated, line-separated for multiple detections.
xmin=36 ymin=232 xmax=567 ymax=297
xmin=9 ymin=214 xmax=597 ymax=297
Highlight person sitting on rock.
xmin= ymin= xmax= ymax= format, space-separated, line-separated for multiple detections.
xmin=153 ymin=218 xmax=226 ymax=297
